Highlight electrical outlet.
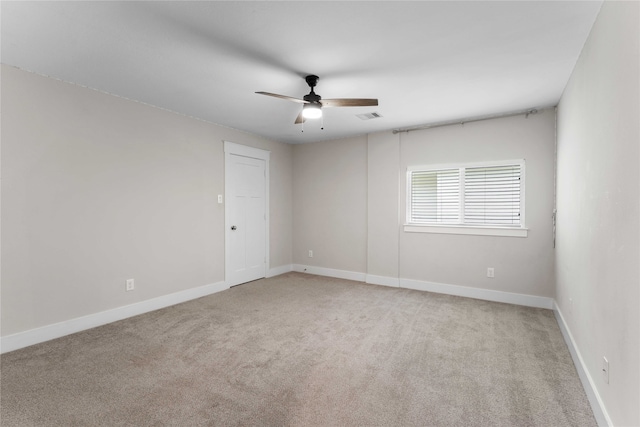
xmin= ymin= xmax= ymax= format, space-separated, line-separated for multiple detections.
xmin=308 ymin=250 xmax=313 ymax=258
xmin=602 ymin=357 xmax=609 ymax=384
xmin=217 ymin=194 xmax=223 ymax=204
xmin=126 ymin=278 xmax=135 ymax=292
xmin=487 ymin=267 xmax=495 ymax=278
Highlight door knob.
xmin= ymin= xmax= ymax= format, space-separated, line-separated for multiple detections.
xmin=231 ymin=225 xmax=237 ymax=230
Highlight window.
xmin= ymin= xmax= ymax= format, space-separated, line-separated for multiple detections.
xmin=405 ymin=160 xmax=526 ymax=237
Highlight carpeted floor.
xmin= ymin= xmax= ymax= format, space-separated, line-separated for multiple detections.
xmin=1 ymin=272 xmax=596 ymax=426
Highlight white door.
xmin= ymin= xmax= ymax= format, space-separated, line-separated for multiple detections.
xmin=224 ymin=142 xmax=269 ymax=287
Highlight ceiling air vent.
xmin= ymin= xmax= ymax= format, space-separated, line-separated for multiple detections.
xmin=356 ymin=112 xmax=383 ymax=120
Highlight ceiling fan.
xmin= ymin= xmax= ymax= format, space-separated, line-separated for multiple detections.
xmin=256 ymin=75 xmax=378 ymax=124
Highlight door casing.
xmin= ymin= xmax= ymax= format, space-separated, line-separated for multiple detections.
xmin=224 ymin=141 xmax=270 ymax=286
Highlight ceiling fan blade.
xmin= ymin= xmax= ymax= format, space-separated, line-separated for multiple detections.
xmin=320 ymin=98 xmax=378 ymax=108
xmin=255 ymin=91 xmax=307 ymax=104
xmin=294 ymin=111 xmax=306 ymax=124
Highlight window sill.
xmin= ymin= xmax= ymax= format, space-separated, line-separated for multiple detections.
xmin=404 ymin=224 xmax=528 ymax=237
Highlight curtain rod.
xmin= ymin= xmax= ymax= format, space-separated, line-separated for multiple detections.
xmin=392 ymin=107 xmax=545 ymax=134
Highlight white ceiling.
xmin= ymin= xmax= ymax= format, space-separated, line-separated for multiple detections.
xmin=1 ymin=1 xmax=602 ymax=144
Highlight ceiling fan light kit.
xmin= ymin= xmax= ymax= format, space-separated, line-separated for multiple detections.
xmin=302 ymin=103 xmax=322 ymax=119
xmin=256 ymin=74 xmax=378 ymax=126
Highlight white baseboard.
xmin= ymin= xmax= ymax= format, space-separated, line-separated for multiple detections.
xmin=400 ymin=278 xmax=554 ymax=309
xmin=267 ymin=264 xmax=293 ymax=278
xmin=0 ymin=280 xmax=229 ymax=354
xmin=294 ymin=267 xmax=553 ymax=310
xmin=293 ymin=264 xmax=366 ymax=282
xmin=365 ymin=274 xmax=400 ymax=288
xmin=553 ymin=304 xmax=611 ymax=427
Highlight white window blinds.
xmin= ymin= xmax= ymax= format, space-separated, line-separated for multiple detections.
xmin=408 ymin=160 xmax=524 ymax=228
xmin=464 ymin=164 xmax=521 ymax=226
xmin=409 ymin=169 xmax=460 ymax=223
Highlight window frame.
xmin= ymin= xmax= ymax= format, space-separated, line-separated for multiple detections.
xmin=404 ymin=159 xmax=527 ymax=238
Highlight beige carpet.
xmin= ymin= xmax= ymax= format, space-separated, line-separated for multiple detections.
xmin=1 ymin=272 xmax=596 ymax=426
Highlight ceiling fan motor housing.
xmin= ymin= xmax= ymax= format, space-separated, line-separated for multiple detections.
xmin=303 ymin=93 xmax=321 ymax=103
xmin=303 ymin=75 xmax=321 ymax=103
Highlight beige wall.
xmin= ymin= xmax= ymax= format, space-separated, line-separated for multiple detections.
xmin=367 ymin=131 xmax=400 ymax=280
xmin=292 ymin=110 xmax=556 ymax=299
xmin=399 ymin=110 xmax=556 ymax=297
xmin=1 ymin=65 xmax=292 ymax=336
xmin=556 ymin=1 xmax=639 ymax=425
xmin=292 ymin=136 xmax=368 ymax=272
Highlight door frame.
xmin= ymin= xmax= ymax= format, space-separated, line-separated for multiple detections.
xmin=224 ymin=141 xmax=270 ymax=286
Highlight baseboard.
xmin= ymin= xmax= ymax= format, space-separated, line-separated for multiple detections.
xmin=553 ymin=304 xmax=611 ymax=427
xmin=365 ymin=274 xmax=400 ymax=288
xmin=267 ymin=264 xmax=293 ymax=278
xmin=400 ymin=278 xmax=554 ymax=309
xmin=293 ymin=264 xmax=366 ymax=282
xmin=293 ymin=266 xmax=553 ymax=309
xmin=0 ymin=280 xmax=229 ymax=354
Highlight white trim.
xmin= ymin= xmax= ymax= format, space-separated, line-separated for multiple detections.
xmin=400 ymin=278 xmax=554 ymax=309
xmin=293 ymin=264 xmax=366 ymax=282
xmin=365 ymin=274 xmax=400 ymax=288
xmin=406 ymin=159 xmax=526 ymax=232
xmin=294 ymin=266 xmax=551 ymax=309
xmin=404 ymin=224 xmax=528 ymax=237
xmin=224 ymin=141 xmax=270 ymax=286
xmin=267 ymin=264 xmax=293 ymax=278
xmin=553 ymin=304 xmax=611 ymax=427
xmin=0 ymin=281 xmax=228 ymax=354
xmin=223 ymin=141 xmax=270 ymax=161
